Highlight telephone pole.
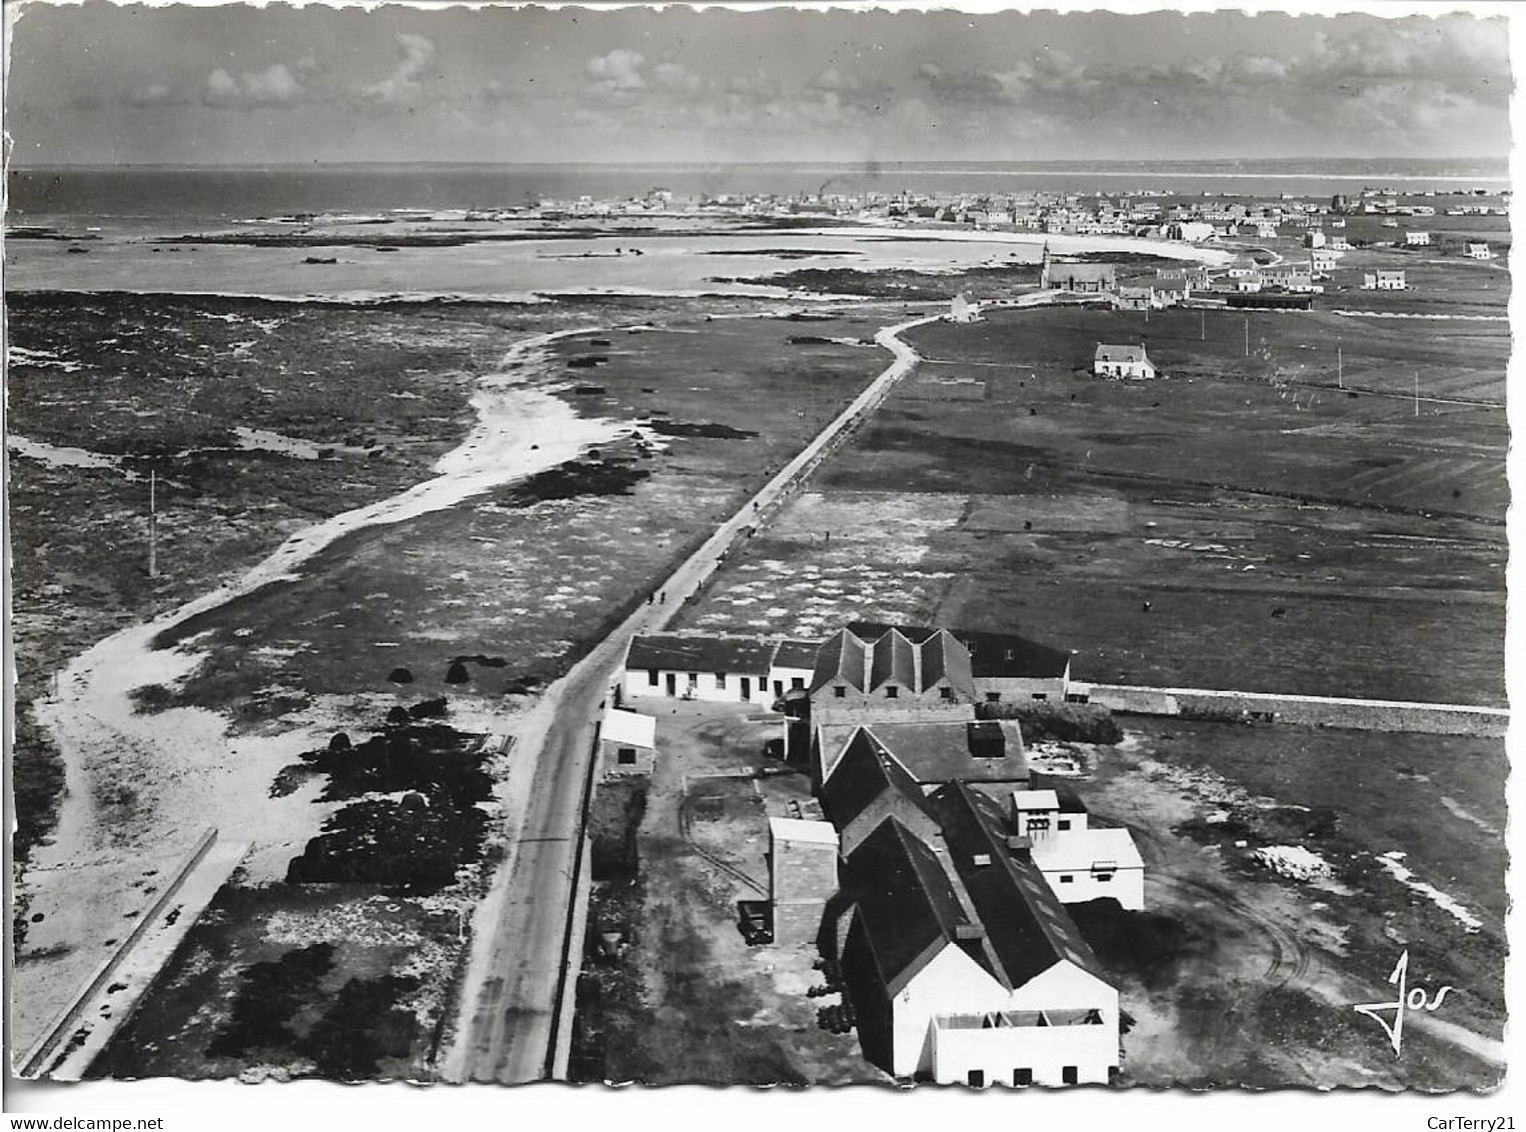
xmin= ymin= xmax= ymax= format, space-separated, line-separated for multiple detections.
xmin=1337 ymin=344 xmax=1343 ymax=389
xmin=1200 ymin=309 xmax=1206 ymax=341
xmin=148 ymin=468 xmax=159 ymax=579
xmin=1244 ymin=316 xmax=1250 ymax=358
xmin=1414 ymin=371 xmax=1420 ymax=417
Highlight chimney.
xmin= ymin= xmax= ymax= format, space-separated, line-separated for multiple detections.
xmin=955 ymin=923 xmax=986 ymax=941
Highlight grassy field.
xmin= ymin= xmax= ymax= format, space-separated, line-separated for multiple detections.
xmin=1080 ymin=719 xmax=1505 ymax=1089
xmin=681 ymin=299 xmax=1505 ymax=704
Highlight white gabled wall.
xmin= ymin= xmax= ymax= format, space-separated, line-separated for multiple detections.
xmin=928 ymin=960 xmax=1121 ymax=1087
xmin=891 ymin=943 xmax=1009 ymax=1079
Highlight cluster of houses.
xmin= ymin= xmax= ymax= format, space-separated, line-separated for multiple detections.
xmin=614 ymin=622 xmax=1144 ymax=1086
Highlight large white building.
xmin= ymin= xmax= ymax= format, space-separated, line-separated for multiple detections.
xmin=1363 ymin=270 xmax=1408 ymax=291
xmin=832 ymin=782 xmax=1121 ymax=1086
xmin=622 ymin=634 xmax=777 ymax=705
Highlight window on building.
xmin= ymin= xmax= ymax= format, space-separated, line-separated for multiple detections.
xmin=715 ymin=672 xmax=727 ymax=688
xmin=1032 ymin=692 xmax=1048 ymax=701
xmin=967 ymin=1070 xmax=985 ymax=1089
xmin=885 ymin=686 xmax=899 ymax=699
xmin=985 ymin=691 xmax=1002 ymax=703
xmin=1057 ymin=819 xmax=1071 ymax=831
xmin=647 ymin=669 xmax=659 ymax=687
xmin=617 ymin=747 xmax=637 ymax=766
xmin=834 ymin=685 xmax=847 ymax=699
xmin=1097 ymin=873 xmax=1113 ymax=883
xmin=940 ymin=687 xmax=955 ymax=701
xmin=1013 ymin=1068 xmax=1033 ymax=1087
xmin=1062 ymin=1066 xmax=1079 ymax=1086
xmin=791 ymin=677 xmax=805 ymax=690
xmin=1059 ymin=874 xmax=1074 ymax=884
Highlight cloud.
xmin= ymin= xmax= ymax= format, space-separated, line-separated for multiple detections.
xmin=360 ymin=32 xmax=436 ymax=106
xmin=652 ymin=62 xmax=701 ymax=95
xmin=586 ymin=48 xmax=646 ymax=94
xmin=203 ymin=63 xmax=302 ymax=108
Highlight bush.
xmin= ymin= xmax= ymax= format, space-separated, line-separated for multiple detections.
xmin=974 ymin=700 xmax=1122 ymax=744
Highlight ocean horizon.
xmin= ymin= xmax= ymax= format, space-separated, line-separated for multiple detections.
xmin=8 ymin=157 xmax=1510 ymax=228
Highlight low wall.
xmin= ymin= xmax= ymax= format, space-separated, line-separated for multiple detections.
xmin=17 ymin=827 xmax=219 ymax=1079
xmin=1079 ymin=683 xmax=1507 ymax=737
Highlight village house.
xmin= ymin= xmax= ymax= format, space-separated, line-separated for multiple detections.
xmin=1467 ymin=242 xmax=1492 ymax=260
xmin=948 ymin=293 xmax=979 ymax=323
xmin=1328 ymin=235 xmax=1352 ymax=251
xmin=1093 ymin=344 xmax=1156 ymax=380
xmin=600 ymin=705 xmax=657 ymax=779
xmin=1304 ymin=229 xmax=1326 ymax=249
xmin=1363 ymin=270 xmax=1408 ymax=291
xmin=1113 ymin=286 xmax=1155 ymax=311
xmin=1404 ymin=230 xmax=1432 ymax=247
xmin=622 ymin=633 xmax=777 ymax=704
xmin=829 ymin=782 xmax=1122 ymax=1085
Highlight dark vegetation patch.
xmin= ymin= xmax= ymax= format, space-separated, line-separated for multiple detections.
xmin=975 ymin=699 xmax=1122 ymax=744
xmin=303 ymin=975 xmax=422 ymax=1080
xmin=1068 ymin=898 xmax=1210 ymax=991
xmin=501 ymin=454 xmax=650 ymax=505
xmin=283 ymin=717 xmax=491 ymax=892
xmin=205 ymin=943 xmax=335 ymax=1060
xmin=590 ymin=780 xmax=648 ymax=881
xmin=647 ymin=420 xmax=759 ymax=440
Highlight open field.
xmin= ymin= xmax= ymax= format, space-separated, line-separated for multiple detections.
xmin=679 ymin=301 xmax=1505 ymax=704
xmin=1080 ymin=720 xmax=1505 ymax=1089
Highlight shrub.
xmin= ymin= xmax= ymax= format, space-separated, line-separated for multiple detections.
xmin=974 ymin=700 xmax=1122 ymax=744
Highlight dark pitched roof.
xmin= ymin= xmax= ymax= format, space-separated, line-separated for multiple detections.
xmin=626 ymin=634 xmax=776 ymax=674
xmin=811 ymin=628 xmax=867 ymax=693
xmin=772 ymin=638 xmax=822 ymax=669
xmin=839 ymin=818 xmax=975 ymax=996
xmin=851 ymin=719 xmax=1028 ymax=786
xmin=821 ymin=726 xmax=940 ymax=832
xmin=847 ymin=622 xmax=1070 ymax=680
xmin=869 ymin=628 xmax=918 ymax=691
xmin=929 ymin=782 xmax=1106 ymax=988
xmin=920 ymin=630 xmax=974 ymax=695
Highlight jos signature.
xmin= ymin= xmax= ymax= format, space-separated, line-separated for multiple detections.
xmin=1353 ymin=949 xmax=1455 ymax=1056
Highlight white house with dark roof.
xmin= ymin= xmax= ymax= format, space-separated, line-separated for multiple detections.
xmin=1467 ymin=242 xmax=1492 ymax=260
xmin=1010 ymin=787 xmax=1145 ymax=909
xmin=1405 ymin=230 xmax=1432 ymax=247
xmin=622 ymin=633 xmax=777 ymax=705
xmin=1093 ymin=343 xmax=1156 ymax=380
xmin=1364 ymin=270 xmax=1408 ymax=291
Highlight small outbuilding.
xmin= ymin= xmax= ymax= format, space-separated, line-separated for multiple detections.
xmin=601 ymin=706 xmax=657 ymax=778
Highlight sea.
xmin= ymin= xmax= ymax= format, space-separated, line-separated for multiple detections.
xmin=8 ymin=158 xmax=1511 ymax=229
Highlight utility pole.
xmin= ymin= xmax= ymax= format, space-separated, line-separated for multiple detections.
xmin=148 ymin=467 xmax=159 ymax=579
xmin=1337 ymin=344 xmax=1343 ymax=389
xmin=1201 ymin=309 xmax=1206 ymax=342
xmin=1414 ymin=371 xmax=1420 ymax=417
xmin=1244 ymin=316 xmax=1250 ymax=358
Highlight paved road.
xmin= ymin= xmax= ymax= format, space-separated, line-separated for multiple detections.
xmin=441 ymin=311 xmax=940 ymax=1084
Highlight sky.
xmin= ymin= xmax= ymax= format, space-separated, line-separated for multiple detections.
xmin=3 ymin=3 xmax=1513 ymax=165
